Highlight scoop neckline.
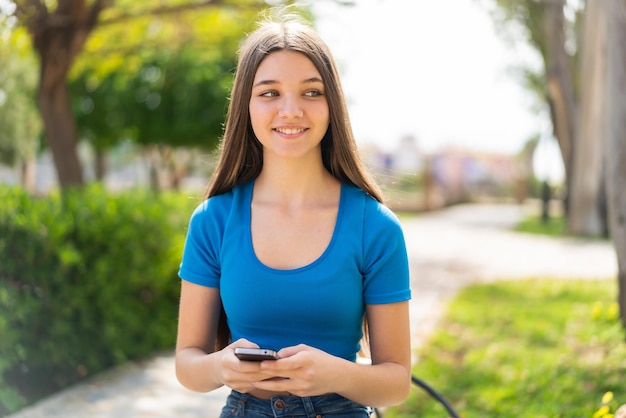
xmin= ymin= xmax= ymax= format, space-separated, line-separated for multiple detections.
xmin=245 ymin=181 xmax=345 ymax=273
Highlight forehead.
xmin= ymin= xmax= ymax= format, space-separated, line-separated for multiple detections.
xmin=253 ymin=50 xmax=322 ymax=82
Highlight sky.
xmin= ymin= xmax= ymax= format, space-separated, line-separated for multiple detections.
xmin=308 ymin=0 xmax=564 ymax=165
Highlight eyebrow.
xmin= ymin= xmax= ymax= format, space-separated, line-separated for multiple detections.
xmin=252 ymin=77 xmax=324 ymax=88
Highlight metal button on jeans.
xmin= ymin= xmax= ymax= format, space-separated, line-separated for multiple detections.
xmin=273 ymin=399 xmax=286 ymax=410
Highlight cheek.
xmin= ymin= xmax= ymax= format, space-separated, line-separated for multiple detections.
xmin=248 ymin=103 xmax=265 ymax=131
xmin=310 ymin=100 xmax=329 ymax=122
xmin=248 ymin=102 xmax=258 ymax=122
xmin=318 ymin=105 xmax=330 ymax=127
xmin=249 ymin=100 xmax=274 ymax=116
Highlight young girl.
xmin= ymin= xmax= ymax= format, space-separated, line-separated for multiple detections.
xmin=176 ymin=13 xmax=412 ymax=417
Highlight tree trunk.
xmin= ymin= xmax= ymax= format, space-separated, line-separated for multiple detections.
xmin=568 ymin=0 xmax=607 ymax=237
xmin=37 ymin=66 xmax=84 ymax=188
xmin=604 ymin=0 xmax=626 ymax=327
xmin=146 ymin=146 xmax=163 ymax=192
xmin=19 ymin=156 xmax=36 ymax=194
xmin=27 ymin=1 xmax=105 ymax=189
xmin=94 ymin=148 xmax=107 ymax=181
xmin=544 ymin=0 xmax=577 ymax=212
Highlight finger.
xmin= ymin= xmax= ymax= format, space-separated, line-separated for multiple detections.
xmin=276 ymin=344 xmax=310 ymax=359
xmin=258 ymin=356 xmax=301 ymax=374
xmin=252 ymin=376 xmax=292 ymax=392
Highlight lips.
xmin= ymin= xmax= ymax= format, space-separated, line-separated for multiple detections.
xmin=274 ymin=127 xmax=307 ymax=135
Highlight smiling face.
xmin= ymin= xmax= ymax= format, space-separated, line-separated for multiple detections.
xmin=249 ymin=50 xmax=330 ymax=162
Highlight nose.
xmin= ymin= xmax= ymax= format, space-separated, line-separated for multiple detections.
xmin=278 ymin=94 xmax=303 ymax=118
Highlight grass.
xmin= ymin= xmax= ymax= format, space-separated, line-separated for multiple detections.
xmin=515 ymin=212 xmax=612 ymax=243
xmin=515 ymin=213 xmax=567 ymax=237
xmin=386 ymin=279 xmax=625 ymax=418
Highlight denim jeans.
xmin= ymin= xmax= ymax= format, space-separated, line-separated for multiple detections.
xmin=219 ymin=390 xmax=372 ymax=417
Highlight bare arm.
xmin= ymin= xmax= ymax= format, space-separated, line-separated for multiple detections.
xmin=175 ymin=281 xmax=224 ymax=392
xmin=254 ymin=301 xmax=412 ymax=407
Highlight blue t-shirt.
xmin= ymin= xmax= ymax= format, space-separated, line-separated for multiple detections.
xmin=178 ymin=181 xmax=411 ymax=361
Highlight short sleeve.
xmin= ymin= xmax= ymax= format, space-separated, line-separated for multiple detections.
xmin=178 ymin=197 xmax=228 ymax=288
xmin=362 ymin=201 xmax=411 ymax=304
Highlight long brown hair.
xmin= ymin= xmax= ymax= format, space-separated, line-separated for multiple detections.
xmin=208 ymin=13 xmax=382 ymax=351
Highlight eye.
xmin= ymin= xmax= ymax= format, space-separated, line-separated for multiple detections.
xmin=259 ymin=90 xmax=279 ymax=98
xmin=304 ymin=89 xmax=323 ymax=97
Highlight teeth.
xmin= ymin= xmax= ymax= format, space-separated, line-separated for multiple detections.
xmin=276 ymin=128 xmax=305 ymax=135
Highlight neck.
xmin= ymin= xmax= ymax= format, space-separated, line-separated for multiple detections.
xmin=254 ymin=155 xmax=338 ymax=207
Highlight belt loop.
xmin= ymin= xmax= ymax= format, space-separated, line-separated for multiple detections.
xmin=301 ymin=396 xmax=318 ymax=418
xmin=234 ymin=391 xmax=250 ymax=416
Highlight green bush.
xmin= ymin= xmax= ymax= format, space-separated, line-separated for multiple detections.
xmin=0 ymin=184 xmax=199 ymax=414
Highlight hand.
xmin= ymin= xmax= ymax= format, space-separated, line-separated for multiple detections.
xmin=219 ymin=339 xmax=279 ymax=393
xmin=253 ymin=344 xmax=346 ymax=397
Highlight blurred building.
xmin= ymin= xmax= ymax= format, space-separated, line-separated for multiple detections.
xmin=359 ymin=139 xmax=521 ymax=211
xmin=430 ymin=147 xmax=520 ymax=206
xmin=392 ymin=135 xmax=424 ymax=174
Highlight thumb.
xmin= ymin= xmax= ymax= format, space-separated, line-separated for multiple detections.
xmin=229 ymin=338 xmax=259 ymax=349
xmin=277 ymin=344 xmax=310 ymax=359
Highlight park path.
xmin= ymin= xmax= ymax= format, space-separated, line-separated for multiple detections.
xmin=6 ymin=203 xmax=617 ymax=418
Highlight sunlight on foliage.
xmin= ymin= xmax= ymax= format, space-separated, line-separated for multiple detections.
xmin=386 ymin=279 xmax=626 ymax=418
xmin=593 ymin=301 xmax=621 ymax=322
xmin=74 ymin=2 xmax=262 ymax=79
xmin=592 ymin=391 xmax=621 ymax=418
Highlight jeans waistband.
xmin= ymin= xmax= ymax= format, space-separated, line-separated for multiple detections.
xmin=221 ymin=390 xmax=370 ymax=417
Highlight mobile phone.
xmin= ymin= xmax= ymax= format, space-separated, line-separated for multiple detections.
xmin=234 ymin=347 xmax=280 ymax=361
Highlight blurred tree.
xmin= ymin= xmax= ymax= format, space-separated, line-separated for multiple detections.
xmin=0 ymin=28 xmax=41 ymax=191
xmin=604 ymin=0 xmax=626 ymax=327
xmin=68 ymin=4 xmax=257 ymax=188
xmin=2 ymin=0 xmax=267 ymax=189
xmin=485 ymin=0 xmax=626 ymax=322
xmin=569 ymin=0 xmax=607 ymax=237
xmin=70 ymin=69 xmax=126 ymax=182
xmin=481 ymin=0 xmax=608 ymax=237
xmin=123 ymin=46 xmax=237 ymax=190
xmin=514 ymin=134 xmax=540 ymax=203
